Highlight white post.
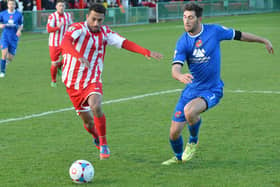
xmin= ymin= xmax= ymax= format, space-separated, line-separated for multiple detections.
xmin=156 ymin=2 xmax=159 ymax=23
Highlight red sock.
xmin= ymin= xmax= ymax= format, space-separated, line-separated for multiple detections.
xmin=50 ymin=64 xmax=57 ymax=82
xmin=83 ymin=124 xmax=98 ymax=139
xmin=94 ymin=114 xmax=107 ymax=146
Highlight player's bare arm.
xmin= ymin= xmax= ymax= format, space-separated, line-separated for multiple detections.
xmin=0 ymin=24 xmax=5 ymax=29
xmin=16 ymin=25 xmax=23 ymax=37
xmin=57 ymin=22 xmax=63 ymax=29
xmin=78 ymin=57 xmax=90 ymax=68
xmin=122 ymin=39 xmax=163 ymax=61
xmin=240 ymin=32 xmax=274 ymax=54
xmin=62 ymin=35 xmax=90 ymax=68
xmin=172 ymin=64 xmax=193 ymax=84
xmin=145 ymin=51 xmax=163 ymax=61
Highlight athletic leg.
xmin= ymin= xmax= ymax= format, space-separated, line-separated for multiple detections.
xmin=182 ymin=97 xmax=206 ymax=161
xmin=87 ymin=94 xmax=110 ymax=160
xmin=79 ymin=111 xmax=100 ymax=150
xmin=0 ymin=48 xmax=8 ymax=77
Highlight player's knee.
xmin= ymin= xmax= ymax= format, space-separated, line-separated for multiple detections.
xmin=184 ymin=107 xmax=197 ymax=125
xmin=7 ymin=55 xmax=13 ymax=61
xmin=90 ymin=104 xmax=102 ymax=116
xmin=84 ymin=120 xmax=94 ymax=130
xmin=169 ymin=127 xmax=181 ymax=140
xmin=169 ymin=132 xmax=181 ymax=141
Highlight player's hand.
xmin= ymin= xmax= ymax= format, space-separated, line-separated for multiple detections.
xmin=58 ymin=22 xmax=63 ymax=28
xmin=0 ymin=24 xmax=5 ymax=29
xmin=16 ymin=30 xmax=22 ymax=37
xmin=79 ymin=57 xmax=90 ymax=68
xmin=178 ymin=73 xmax=193 ymax=84
xmin=264 ymin=40 xmax=274 ymax=54
xmin=119 ymin=5 xmax=125 ymax=13
xmin=145 ymin=51 xmax=163 ymax=61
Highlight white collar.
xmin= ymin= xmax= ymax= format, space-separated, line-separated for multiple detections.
xmin=187 ymin=24 xmax=204 ymax=38
xmin=8 ymin=10 xmax=16 ymax=14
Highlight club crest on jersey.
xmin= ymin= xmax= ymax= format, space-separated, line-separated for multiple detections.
xmin=68 ymin=26 xmax=75 ymax=32
xmin=195 ymin=39 xmax=202 ymax=48
xmin=174 ymin=111 xmax=182 ymax=118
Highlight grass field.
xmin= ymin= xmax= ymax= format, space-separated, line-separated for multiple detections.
xmin=0 ymin=12 xmax=279 ymax=187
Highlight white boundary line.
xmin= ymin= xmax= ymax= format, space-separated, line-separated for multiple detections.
xmin=0 ymin=89 xmax=279 ymax=125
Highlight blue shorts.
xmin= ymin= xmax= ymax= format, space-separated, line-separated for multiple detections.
xmin=172 ymin=87 xmax=223 ymax=122
xmin=0 ymin=36 xmax=18 ymax=55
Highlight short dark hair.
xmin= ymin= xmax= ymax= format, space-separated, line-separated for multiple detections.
xmin=183 ymin=2 xmax=203 ymax=18
xmin=56 ymin=0 xmax=65 ymax=4
xmin=89 ymin=3 xmax=106 ymax=15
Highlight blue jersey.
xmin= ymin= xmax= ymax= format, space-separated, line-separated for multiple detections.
xmin=0 ymin=10 xmax=23 ymax=39
xmin=173 ymin=24 xmax=234 ymax=90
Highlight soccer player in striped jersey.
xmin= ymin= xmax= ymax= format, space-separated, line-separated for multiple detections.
xmin=162 ymin=2 xmax=273 ymax=165
xmin=0 ymin=0 xmax=23 ymax=78
xmin=61 ymin=3 xmax=162 ymax=160
xmin=47 ymin=0 xmax=72 ymax=87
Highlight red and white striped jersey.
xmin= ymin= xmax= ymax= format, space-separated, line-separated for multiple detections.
xmin=47 ymin=11 xmax=73 ymax=47
xmin=62 ymin=22 xmax=126 ymax=90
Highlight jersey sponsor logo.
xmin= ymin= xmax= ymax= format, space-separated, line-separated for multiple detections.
xmin=193 ymin=48 xmax=205 ymax=58
xmin=191 ymin=48 xmax=210 ymax=63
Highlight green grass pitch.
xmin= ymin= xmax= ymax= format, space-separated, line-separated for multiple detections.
xmin=0 ymin=12 xmax=279 ymax=186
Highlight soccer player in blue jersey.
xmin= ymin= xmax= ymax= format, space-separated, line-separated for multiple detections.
xmin=0 ymin=0 xmax=23 ymax=78
xmin=162 ymin=2 xmax=273 ymax=165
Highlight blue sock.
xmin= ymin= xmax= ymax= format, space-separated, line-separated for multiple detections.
xmin=188 ymin=119 xmax=202 ymax=144
xmin=169 ymin=136 xmax=183 ymax=160
xmin=1 ymin=59 xmax=6 ymax=73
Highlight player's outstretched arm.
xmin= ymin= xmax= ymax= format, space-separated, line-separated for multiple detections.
xmin=61 ymin=35 xmax=90 ymax=68
xmin=146 ymin=51 xmax=163 ymax=61
xmin=240 ymin=32 xmax=274 ymax=54
xmin=172 ymin=64 xmax=193 ymax=84
xmin=122 ymin=40 xmax=163 ymax=61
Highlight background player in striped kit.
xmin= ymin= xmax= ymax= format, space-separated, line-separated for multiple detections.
xmin=47 ymin=0 xmax=72 ymax=87
xmin=0 ymin=0 xmax=23 ymax=78
xmin=61 ymin=3 xmax=162 ymax=160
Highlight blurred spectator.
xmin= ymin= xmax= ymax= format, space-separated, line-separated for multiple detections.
xmin=0 ymin=0 xmax=7 ymax=11
xmin=141 ymin=0 xmax=156 ymax=8
xmin=42 ymin=0 xmax=55 ymax=9
xmin=22 ymin=0 xmax=33 ymax=10
xmin=130 ymin=0 xmax=138 ymax=7
xmin=68 ymin=0 xmax=76 ymax=8
xmin=46 ymin=0 xmax=55 ymax=9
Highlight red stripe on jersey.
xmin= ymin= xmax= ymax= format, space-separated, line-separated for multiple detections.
xmin=48 ymin=12 xmax=72 ymax=47
xmin=62 ymin=22 xmax=125 ymax=89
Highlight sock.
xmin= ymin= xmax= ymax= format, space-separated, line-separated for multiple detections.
xmin=169 ymin=136 xmax=183 ymax=160
xmin=83 ymin=123 xmax=98 ymax=139
xmin=94 ymin=114 xmax=107 ymax=146
xmin=188 ymin=119 xmax=202 ymax=144
xmin=50 ymin=64 xmax=57 ymax=82
xmin=1 ymin=59 xmax=6 ymax=73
